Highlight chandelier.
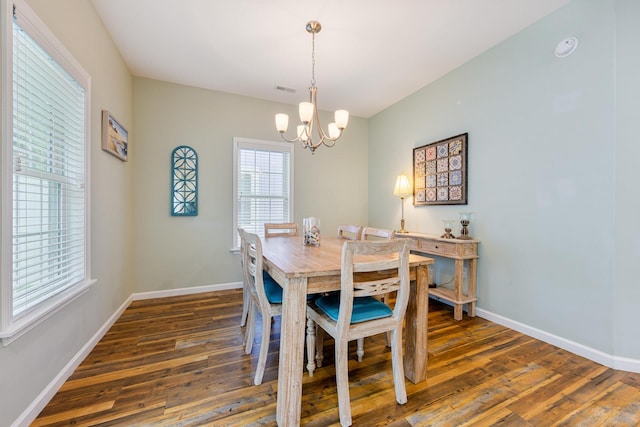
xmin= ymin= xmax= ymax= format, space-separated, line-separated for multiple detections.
xmin=275 ymin=21 xmax=349 ymax=154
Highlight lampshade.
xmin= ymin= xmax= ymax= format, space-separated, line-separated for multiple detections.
xmin=393 ymin=173 xmax=412 ymax=197
xmin=299 ymin=102 xmax=314 ymax=124
xmin=275 ymin=114 xmax=289 ymax=133
xmin=328 ymin=123 xmax=340 ymax=139
xmin=335 ymin=110 xmax=349 ymax=129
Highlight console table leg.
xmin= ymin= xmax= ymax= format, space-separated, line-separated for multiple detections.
xmin=467 ymin=258 xmax=478 ymax=317
xmin=454 ymin=259 xmax=464 ymax=321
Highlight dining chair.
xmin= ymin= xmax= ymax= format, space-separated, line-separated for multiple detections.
xmin=337 ymin=224 xmax=362 ymax=240
xmin=239 ymin=229 xmax=250 ymax=328
xmin=357 ymin=226 xmax=397 ymax=357
xmin=305 ymin=239 xmax=410 ymax=426
xmin=238 ymin=228 xmax=283 ymax=385
xmin=361 ymin=226 xmax=396 ymax=241
xmin=264 ymin=222 xmax=298 ymax=237
xmin=240 ymin=223 xmax=295 ymax=327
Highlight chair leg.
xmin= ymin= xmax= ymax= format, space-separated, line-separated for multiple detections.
xmin=356 ymin=338 xmax=364 ymax=362
xmin=335 ymin=338 xmax=352 ymax=426
xmin=240 ymin=283 xmax=249 ymax=327
xmin=383 ymin=294 xmax=392 ymax=347
xmin=306 ymin=317 xmax=316 ymax=376
xmin=315 ymin=326 xmax=325 ymax=368
xmin=254 ymin=311 xmax=272 ymax=385
xmin=390 ymin=327 xmax=407 ymax=405
xmin=244 ymin=301 xmax=256 ymax=354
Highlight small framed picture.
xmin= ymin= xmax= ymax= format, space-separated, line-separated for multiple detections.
xmin=413 ymin=133 xmax=468 ymax=206
xmin=102 ymin=110 xmax=128 ymax=161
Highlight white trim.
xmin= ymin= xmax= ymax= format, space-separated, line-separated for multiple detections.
xmin=1 ymin=0 xmax=15 ymax=332
xmin=476 ymin=307 xmax=640 ymax=373
xmin=232 ymin=136 xmax=295 ymax=250
xmin=132 ymin=282 xmax=242 ymax=301
xmin=0 ymin=279 xmax=97 ymax=345
xmin=11 ymin=294 xmax=133 ymax=427
xmin=1 ymin=0 xmax=94 ymax=339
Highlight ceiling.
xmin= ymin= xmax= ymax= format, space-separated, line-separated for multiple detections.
xmin=91 ymin=0 xmax=570 ymax=119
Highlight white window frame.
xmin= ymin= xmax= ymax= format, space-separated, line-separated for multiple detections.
xmin=1 ymin=0 xmax=95 ymax=345
xmin=232 ymin=137 xmax=294 ymax=251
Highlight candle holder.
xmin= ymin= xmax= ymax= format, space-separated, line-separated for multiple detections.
xmin=458 ymin=212 xmax=473 ymax=240
xmin=441 ymin=219 xmax=456 ymax=239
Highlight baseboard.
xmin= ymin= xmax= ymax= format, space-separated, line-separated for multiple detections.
xmin=476 ymin=307 xmax=640 ymax=374
xmin=13 ymin=282 xmax=242 ymax=427
xmin=12 ymin=295 xmax=133 ymax=427
xmin=131 ymin=281 xmax=242 ymax=300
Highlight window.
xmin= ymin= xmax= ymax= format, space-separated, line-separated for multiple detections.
xmin=1 ymin=0 xmax=93 ymax=344
xmin=232 ymin=137 xmax=294 ymax=249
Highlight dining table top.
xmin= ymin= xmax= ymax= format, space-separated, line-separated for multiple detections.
xmin=261 ymin=235 xmax=434 ymax=279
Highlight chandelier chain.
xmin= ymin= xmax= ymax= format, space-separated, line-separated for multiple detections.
xmin=311 ymin=32 xmax=316 ymax=87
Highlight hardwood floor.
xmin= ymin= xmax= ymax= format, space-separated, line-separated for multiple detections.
xmin=33 ymin=290 xmax=640 ymax=426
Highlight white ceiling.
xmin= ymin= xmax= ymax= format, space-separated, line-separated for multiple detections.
xmin=91 ymin=0 xmax=570 ymax=118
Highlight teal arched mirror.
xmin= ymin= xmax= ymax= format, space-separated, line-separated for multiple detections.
xmin=171 ymin=145 xmax=198 ymax=216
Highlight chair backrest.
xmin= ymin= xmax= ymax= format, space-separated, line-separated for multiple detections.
xmin=337 ymin=224 xmax=362 ymax=240
xmin=336 ymin=239 xmax=410 ymax=334
xmin=361 ymin=227 xmax=396 ymax=241
xmin=237 ymin=228 xmax=270 ymax=307
xmin=264 ymin=222 xmax=298 ymax=237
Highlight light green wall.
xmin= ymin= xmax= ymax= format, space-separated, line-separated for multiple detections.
xmin=370 ymin=0 xmax=640 ymax=360
xmin=0 ymin=0 xmax=133 ymax=425
xmin=132 ymin=78 xmax=369 ymax=292
xmin=613 ymin=0 xmax=640 ymax=358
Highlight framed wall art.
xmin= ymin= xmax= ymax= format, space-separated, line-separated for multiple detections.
xmin=413 ymin=133 xmax=468 ymax=206
xmin=171 ymin=145 xmax=198 ymax=216
xmin=101 ymin=110 xmax=128 ymax=161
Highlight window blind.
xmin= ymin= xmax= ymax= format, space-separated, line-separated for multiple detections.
xmin=234 ymin=139 xmax=293 ymax=247
xmin=11 ymin=14 xmax=87 ymax=318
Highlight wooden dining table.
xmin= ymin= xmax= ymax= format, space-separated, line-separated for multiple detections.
xmin=261 ymin=235 xmax=434 ymax=426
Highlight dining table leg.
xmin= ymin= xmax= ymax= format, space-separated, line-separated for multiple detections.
xmin=276 ymin=276 xmax=307 ymax=426
xmin=403 ymin=264 xmax=430 ymax=383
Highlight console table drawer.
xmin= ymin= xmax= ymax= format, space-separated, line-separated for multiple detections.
xmin=417 ymin=239 xmax=457 ymax=256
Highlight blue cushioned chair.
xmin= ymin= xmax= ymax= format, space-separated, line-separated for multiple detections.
xmin=305 ymin=239 xmax=411 ymax=427
xmin=238 ymin=228 xmax=282 ymax=385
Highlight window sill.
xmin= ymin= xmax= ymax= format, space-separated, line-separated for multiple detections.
xmin=0 ymin=278 xmax=97 ymax=346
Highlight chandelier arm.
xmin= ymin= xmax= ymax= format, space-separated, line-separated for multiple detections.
xmin=321 ymin=139 xmax=338 ymax=148
xmin=278 ymin=132 xmax=302 ymax=144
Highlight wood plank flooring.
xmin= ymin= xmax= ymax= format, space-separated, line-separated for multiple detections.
xmin=33 ymin=290 xmax=640 ymax=426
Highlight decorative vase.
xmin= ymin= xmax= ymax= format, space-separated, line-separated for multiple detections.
xmin=303 ymin=217 xmax=321 ymax=246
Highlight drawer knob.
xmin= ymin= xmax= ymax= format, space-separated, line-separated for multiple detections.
xmin=435 ymin=245 xmax=439 ymax=249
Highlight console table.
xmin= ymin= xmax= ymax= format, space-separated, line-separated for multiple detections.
xmin=399 ymin=232 xmax=479 ymax=321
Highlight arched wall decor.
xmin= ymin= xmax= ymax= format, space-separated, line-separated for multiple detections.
xmin=171 ymin=145 xmax=198 ymax=216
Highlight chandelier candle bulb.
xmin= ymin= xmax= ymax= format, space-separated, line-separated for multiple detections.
xmin=328 ymin=123 xmax=340 ymax=139
xmin=335 ymin=110 xmax=349 ymax=129
xmin=299 ymin=102 xmax=314 ymax=123
xmin=275 ymin=114 xmax=289 ymax=133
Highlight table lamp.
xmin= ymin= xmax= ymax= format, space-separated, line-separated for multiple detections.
xmin=393 ymin=173 xmax=412 ymax=233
